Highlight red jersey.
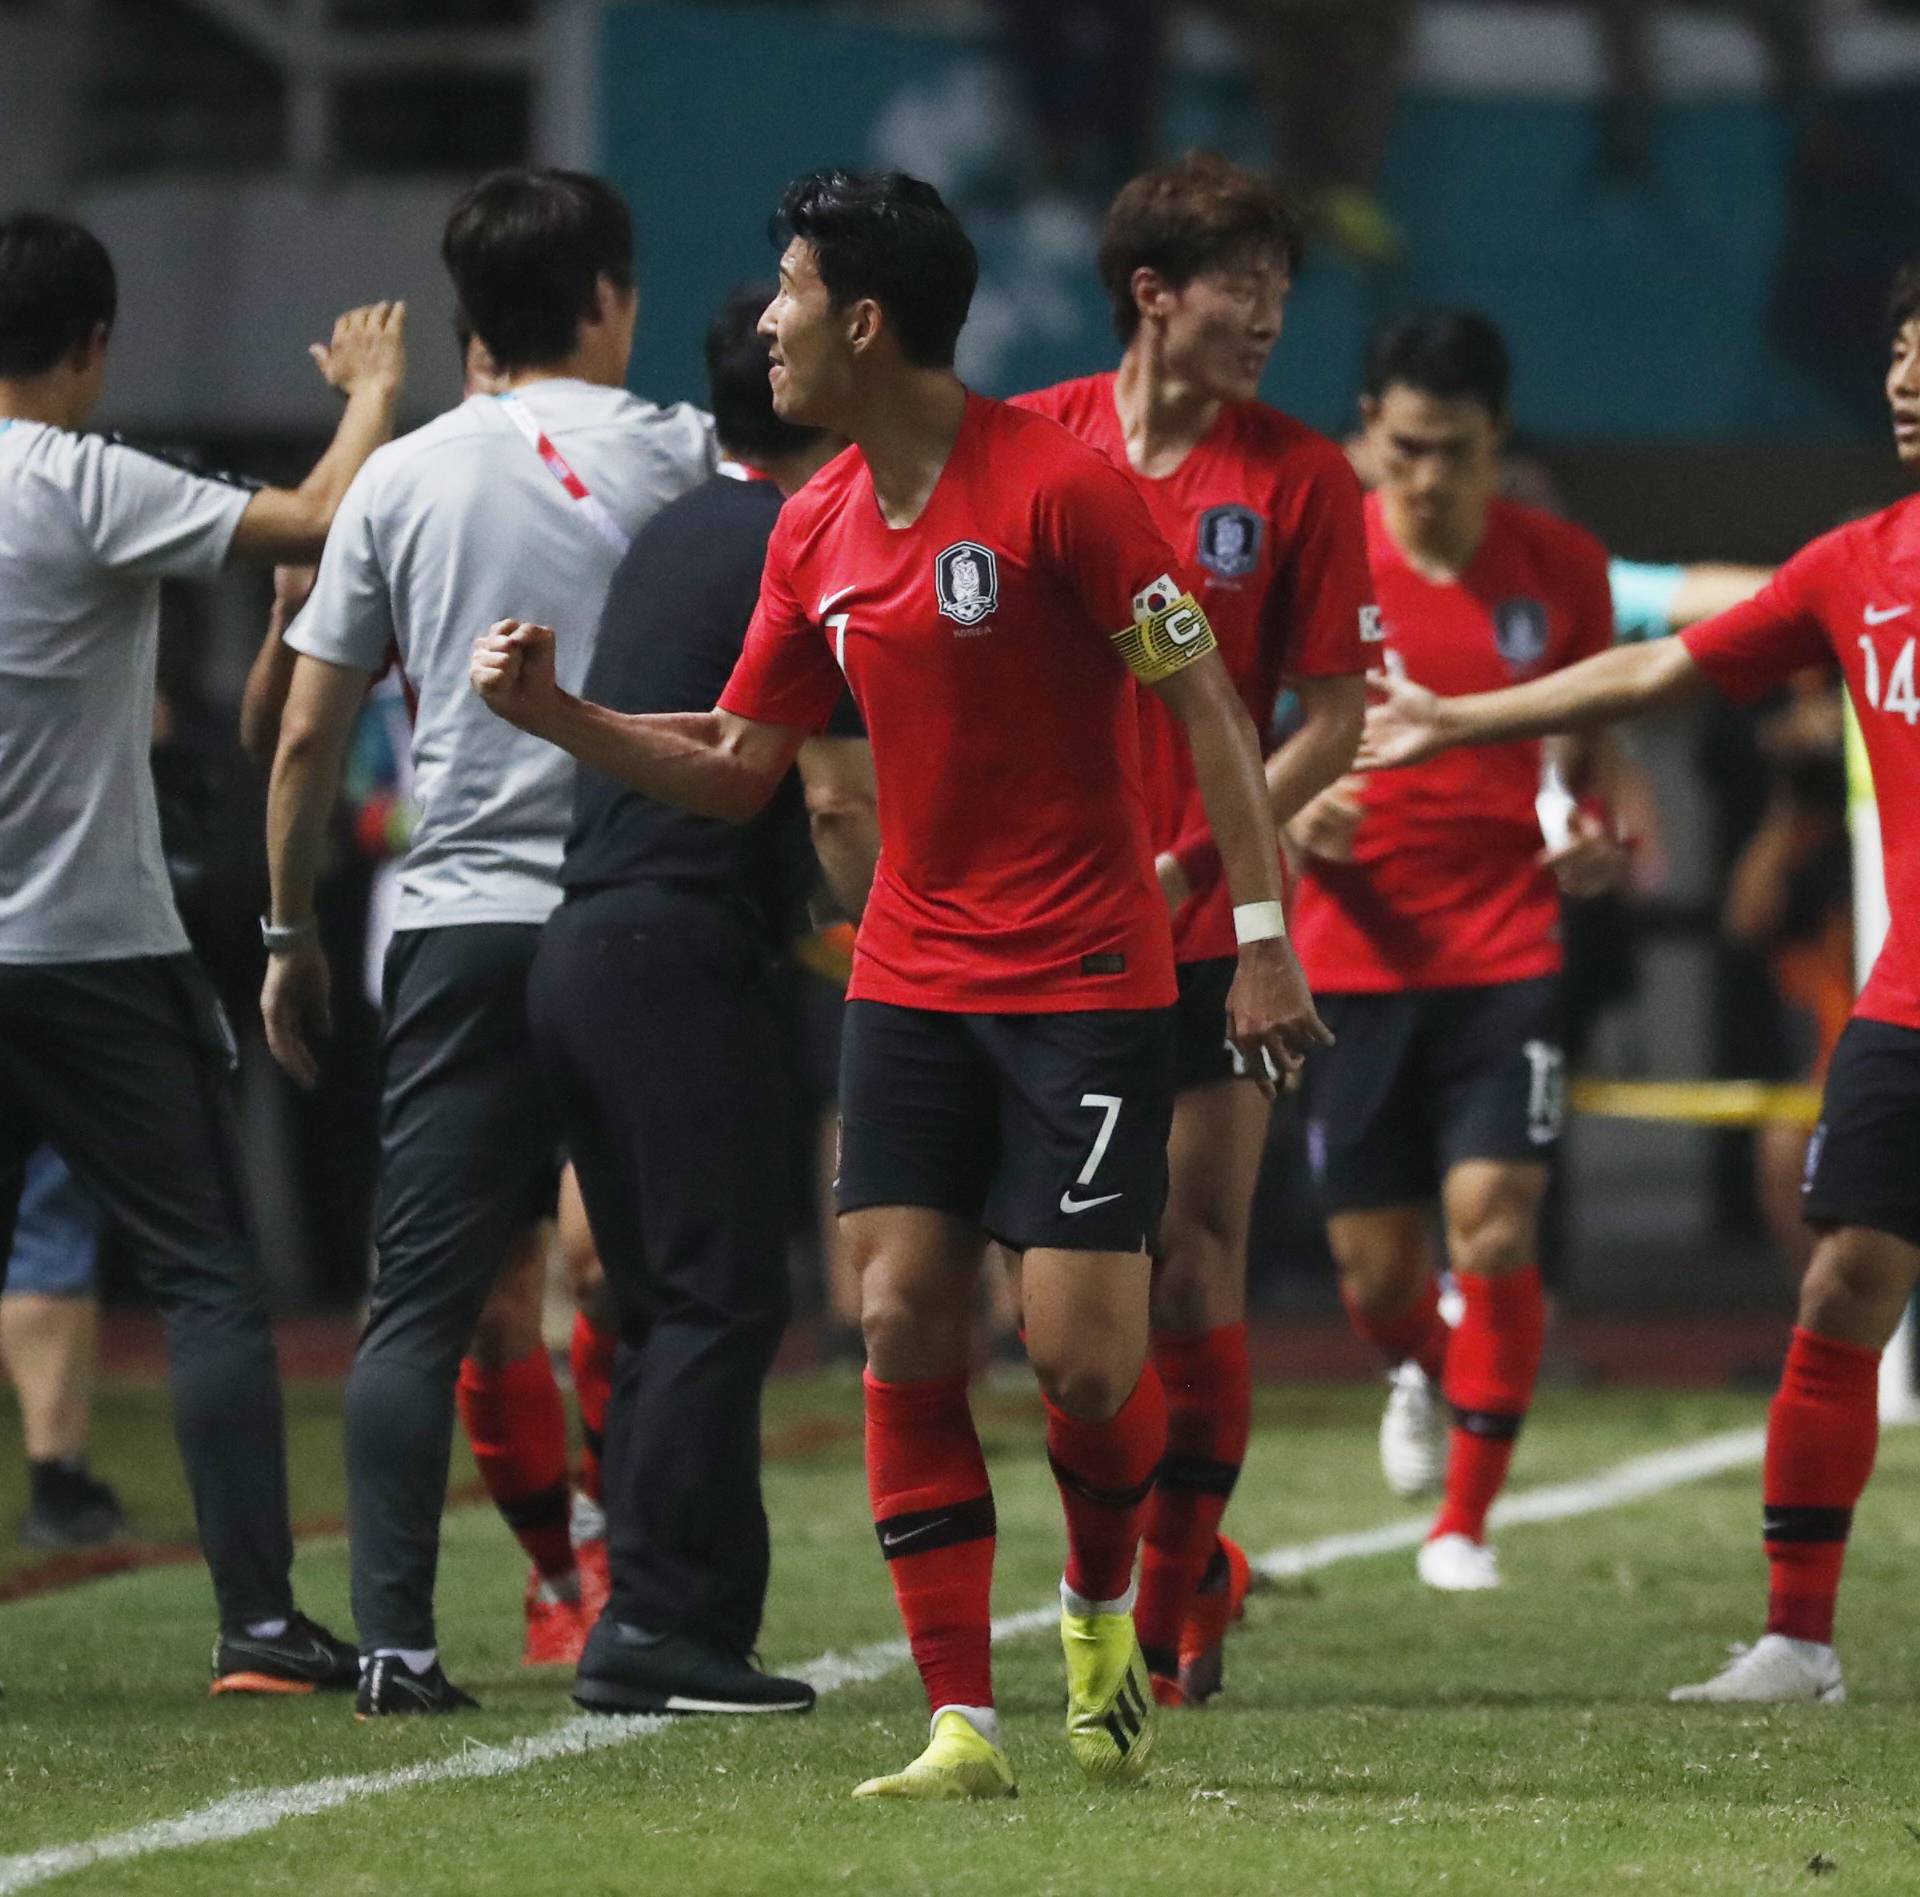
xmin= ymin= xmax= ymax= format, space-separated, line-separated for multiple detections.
xmin=719 ymin=391 xmax=1189 ymax=1012
xmin=1293 ymin=492 xmax=1614 ymax=992
xmin=1014 ymin=373 xmax=1373 ymax=960
xmin=1683 ymin=494 xmax=1920 ymax=1031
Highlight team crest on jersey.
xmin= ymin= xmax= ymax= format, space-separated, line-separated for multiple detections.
xmin=1493 ymin=597 xmax=1550 ymax=672
xmin=1196 ymin=504 xmax=1263 ymax=580
xmin=935 ymin=541 xmax=999 ymax=627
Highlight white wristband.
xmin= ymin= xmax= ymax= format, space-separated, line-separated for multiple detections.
xmin=1233 ymin=900 xmax=1287 ymax=945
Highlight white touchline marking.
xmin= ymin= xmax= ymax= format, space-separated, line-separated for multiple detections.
xmin=0 ymin=1425 xmax=1766 ymax=1893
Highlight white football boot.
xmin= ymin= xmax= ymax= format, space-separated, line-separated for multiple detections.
xmin=1668 ymin=1635 xmax=1846 ymax=1705
xmin=1379 ymin=1362 xmax=1443 ymax=1499
xmin=1416 ymin=1532 xmax=1501 ymax=1591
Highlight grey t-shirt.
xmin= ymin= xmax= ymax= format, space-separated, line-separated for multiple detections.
xmin=287 ymin=380 xmax=716 ymax=930
xmin=0 ymin=419 xmax=250 ymax=964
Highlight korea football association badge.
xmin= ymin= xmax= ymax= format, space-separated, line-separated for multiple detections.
xmin=1196 ymin=503 xmax=1263 ymax=580
xmin=1493 ymin=597 xmax=1550 ymax=673
xmin=935 ymin=541 xmax=999 ymax=627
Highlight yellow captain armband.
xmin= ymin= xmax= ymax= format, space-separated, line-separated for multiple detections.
xmin=1111 ymin=578 xmax=1217 ymax=684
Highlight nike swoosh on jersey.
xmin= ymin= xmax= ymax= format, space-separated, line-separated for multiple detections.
xmin=1059 ymin=1189 xmax=1124 ymax=1215
xmin=1865 ymin=603 xmax=1913 ymax=625
xmin=818 ymin=584 xmax=857 ymax=617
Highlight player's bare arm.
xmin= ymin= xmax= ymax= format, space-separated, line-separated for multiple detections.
xmin=798 ymin=735 xmax=879 ymax=918
xmin=470 ymin=617 xmax=805 ymax=821
xmin=239 ymin=564 xmax=317 ymax=765
xmin=262 ymin=650 xmax=373 ymax=1088
xmin=1357 ymin=637 xmax=1709 ymax=771
xmin=1150 ymin=649 xmax=1334 ymax=1088
xmin=230 ymin=301 xmax=409 ymax=565
xmin=1263 ymin=672 xmax=1366 ymax=829
xmin=1156 ymin=672 xmax=1364 ymax=903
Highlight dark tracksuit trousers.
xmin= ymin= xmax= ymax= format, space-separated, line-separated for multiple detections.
xmin=0 ymin=956 xmax=294 ymax=1629
xmin=344 ymin=923 xmax=559 ymax=1653
xmin=527 ymin=881 xmax=790 ymax=1657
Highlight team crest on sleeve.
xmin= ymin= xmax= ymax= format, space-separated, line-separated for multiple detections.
xmin=1493 ymin=597 xmax=1550 ymax=672
xmin=1196 ymin=504 xmax=1263 ymax=579
xmin=934 ymin=541 xmax=999 ymax=626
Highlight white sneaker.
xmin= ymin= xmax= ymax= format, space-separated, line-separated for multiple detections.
xmin=1379 ymin=1362 xmax=1443 ymax=1498
xmin=1416 ymin=1532 xmax=1500 ymax=1591
xmin=1668 ymin=1634 xmax=1846 ymax=1705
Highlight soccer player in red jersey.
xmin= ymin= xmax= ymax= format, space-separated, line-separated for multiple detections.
xmin=1289 ymin=311 xmax=1630 ymax=1592
xmin=1015 ymin=152 xmax=1370 ymax=1707
xmin=1360 ymin=263 xmax=1920 ymax=1701
xmin=469 ymin=170 xmax=1329 ymax=1795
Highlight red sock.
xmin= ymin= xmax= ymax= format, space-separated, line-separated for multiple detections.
xmin=1342 ymin=1272 xmax=1450 ymax=1382
xmin=1431 ymin=1267 xmax=1545 ymax=1544
xmin=1046 ymin=1369 xmax=1168 ymax=1605
xmin=865 ymin=1370 xmax=997 ymax=1713
xmin=1135 ymin=1324 xmax=1251 ymax=1673
xmin=569 ymin=1312 xmax=617 ymax=1505
xmin=1764 ymin=1326 xmax=1880 ymax=1645
xmin=457 ymin=1351 xmax=575 ymax=1581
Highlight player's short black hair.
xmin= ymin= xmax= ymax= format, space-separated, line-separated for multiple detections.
xmin=441 ymin=168 xmax=633 ymax=374
xmin=0 ymin=213 xmax=117 ymax=378
xmin=1363 ymin=309 xmax=1511 ymax=421
xmin=1889 ymin=260 xmax=1920 ymax=340
xmin=770 ymin=169 xmax=977 ymax=369
xmin=1098 ymin=151 xmax=1304 ymax=343
xmin=705 ymin=283 xmax=824 ymax=464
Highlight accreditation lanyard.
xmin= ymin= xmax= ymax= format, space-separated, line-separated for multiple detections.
xmin=494 ymin=391 xmax=631 ymax=556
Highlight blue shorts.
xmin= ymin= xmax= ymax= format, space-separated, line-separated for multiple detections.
xmin=6 ymin=1146 xmax=105 ymax=1297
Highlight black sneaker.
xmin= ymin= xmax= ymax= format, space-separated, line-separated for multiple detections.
xmin=354 ymin=1654 xmax=480 ymax=1718
xmin=21 ymin=1462 xmax=128 ymax=1549
xmin=572 ymin=1619 xmax=815 ymax=1716
xmin=211 ymin=1611 xmax=359 ymax=1697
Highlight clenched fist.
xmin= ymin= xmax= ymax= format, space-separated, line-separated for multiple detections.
xmin=471 ymin=619 xmax=560 ymax=733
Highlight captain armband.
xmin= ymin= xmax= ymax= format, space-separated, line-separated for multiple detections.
xmin=1110 ymin=576 xmax=1218 ymax=685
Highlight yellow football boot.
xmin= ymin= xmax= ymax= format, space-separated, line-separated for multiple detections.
xmin=1061 ymin=1605 xmax=1156 ymax=1785
xmin=852 ymin=1709 xmax=1018 ymax=1801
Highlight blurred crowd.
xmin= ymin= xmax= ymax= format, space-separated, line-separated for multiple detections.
xmin=988 ymin=0 xmax=1861 ymax=265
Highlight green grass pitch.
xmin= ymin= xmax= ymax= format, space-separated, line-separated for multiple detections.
xmin=5 ymin=1376 xmax=1920 ymax=1894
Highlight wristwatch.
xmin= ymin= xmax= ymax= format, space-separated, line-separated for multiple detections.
xmin=260 ymin=917 xmax=320 ymax=953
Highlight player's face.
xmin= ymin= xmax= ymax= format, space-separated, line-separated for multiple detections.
xmin=1362 ymin=385 xmax=1503 ymax=539
xmin=761 ymin=240 xmax=852 ymax=429
xmin=1888 ymin=316 xmax=1920 ymax=469
xmin=1159 ymin=259 xmax=1289 ymax=404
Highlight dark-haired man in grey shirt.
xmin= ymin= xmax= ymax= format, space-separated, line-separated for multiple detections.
xmin=0 ymin=210 xmax=407 ymax=1696
xmin=262 ymin=168 xmax=714 ymax=1715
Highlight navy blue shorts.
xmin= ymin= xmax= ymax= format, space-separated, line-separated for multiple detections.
xmin=1298 ymin=978 xmax=1565 ymax=1214
xmin=1803 ymin=1018 xmax=1920 ymax=1249
xmin=835 ymin=1000 xmax=1174 ymax=1254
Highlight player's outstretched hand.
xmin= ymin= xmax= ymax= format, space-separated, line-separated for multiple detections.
xmin=1227 ymin=936 xmax=1333 ymax=1099
xmin=310 ymin=300 xmax=408 ymax=397
xmin=1355 ymin=668 xmax=1452 ymax=773
xmin=1541 ymin=808 xmax=1633 ymax=899
xmin=261 ymin=941 xmax=331 ymax=1091
xmin=471 ymin=619 xmax=560 ymax=733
